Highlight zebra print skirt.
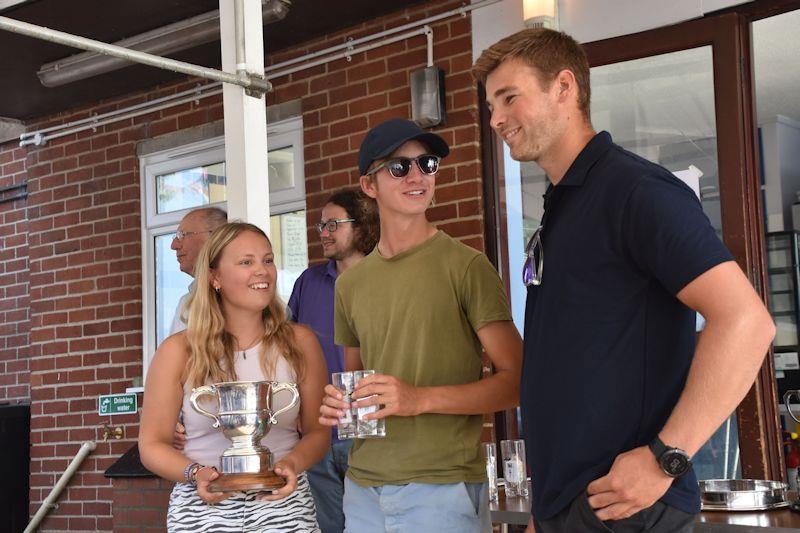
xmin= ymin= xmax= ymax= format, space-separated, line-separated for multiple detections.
xmin=167 ymin=472 xmax=320 ymax=532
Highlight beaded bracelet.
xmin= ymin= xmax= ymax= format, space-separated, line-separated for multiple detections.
xmin=189 ymin=464 xmax=205 ymax=486
xmin=189 ymin=464 xmax=217 ymax=486
xmin=183 ymin=462 xmax=201 ymax=485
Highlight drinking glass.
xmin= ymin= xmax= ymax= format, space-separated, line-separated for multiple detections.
xmin=354 ymin=369 xmax=385 ymax=438
xmin=484 ymin=442 xmax=499 ymax=502
xmin=331 ymin=371 xmax=356 ymax=439
xmin=501 ymin=439 xmax=528 ymax=498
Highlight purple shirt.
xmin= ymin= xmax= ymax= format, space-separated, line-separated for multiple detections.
xmin=288 ymin=260 xmax=344 ymax=441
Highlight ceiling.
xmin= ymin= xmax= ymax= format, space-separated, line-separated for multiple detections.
xmin=0 ymin=0 xmax=426 ymax=120
xmin=1 ymin=2 xmax=797 ymax=125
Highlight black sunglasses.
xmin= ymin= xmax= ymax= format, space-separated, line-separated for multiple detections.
xmin=366 ymin=154 xmax=440 ymax=179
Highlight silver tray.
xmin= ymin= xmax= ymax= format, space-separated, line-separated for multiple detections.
xmin=699 ymin=479 xmax=790 ymax=511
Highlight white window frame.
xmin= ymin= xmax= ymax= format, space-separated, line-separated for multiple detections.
xmin=266 ymin=117 xmax=305 ymax=214
xmin=138 ymin=116 xmax=305 ymax=383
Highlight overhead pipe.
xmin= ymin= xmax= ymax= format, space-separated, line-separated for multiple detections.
xmin=19 ymin=82 xmax=222 ymax=142
xmin=264 ymin=0 xmax=502 ymax=75
xmin=17 ymin=0 xmax=503 ymax=147
xmin=33 ymin=1 xmax=288 ymax=88
xmin=20 ymin=86 xmax=223 ymax=147
xmin=266 ymin=26 xmax=432 ymax=81
xmin=0 ymin=15 xmax=272 ymax=95
xmin=234 ymin=0 xmax=248 ymax=75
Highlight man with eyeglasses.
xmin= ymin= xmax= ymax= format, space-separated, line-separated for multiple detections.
xmin=169 ymin=206 xmax=227 ymax=334
xmin=168 ymin=207 xmax=227 ymax=450
xmin=474 ymin=29 xmax=775 ymax=532
xmin=319 ymin=119 xmax=523 ymax=532
xmin=287 ymin=188 xmax=378 ymax=533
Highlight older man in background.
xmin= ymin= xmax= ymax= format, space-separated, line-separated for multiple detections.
xmin=169 ymin=206 xmax=227 ymax=334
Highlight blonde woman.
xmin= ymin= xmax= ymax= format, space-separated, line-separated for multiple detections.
xmin=140 ymin=222 xmax=328 ymax=532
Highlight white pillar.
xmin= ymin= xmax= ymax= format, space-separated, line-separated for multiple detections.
xmin=219 ymin=0 xmax=270 ymax=235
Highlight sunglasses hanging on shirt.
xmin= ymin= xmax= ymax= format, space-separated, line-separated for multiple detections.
xmin=522 ymin=225 xmax=543 ymax=287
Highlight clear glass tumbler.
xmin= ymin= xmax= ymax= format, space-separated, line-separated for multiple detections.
xmin=484 ymin=442 xmax=499 ymax=502
xmin=354 ymin=369 xmax=385 ymax=438
xmin=500 ymin=439 xmax=528 ymax=498
xmin=331 ymin=371 xmax=356 ymax=439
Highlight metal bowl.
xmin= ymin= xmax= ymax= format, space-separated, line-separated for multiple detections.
xmin=699 ymin=479 xmax=790 ymax=511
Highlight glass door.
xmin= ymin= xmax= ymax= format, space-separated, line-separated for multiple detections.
xmin=752 ymin=7 xmax=800 ymax=487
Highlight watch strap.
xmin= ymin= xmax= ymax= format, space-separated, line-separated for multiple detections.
xmin=648 ymin=435 xmax=669 ymax=460
xmin=649 ymin=435 xmax=692 ymax=478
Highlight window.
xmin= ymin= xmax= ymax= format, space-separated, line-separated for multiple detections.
xmin=139 ymin=117 xmax=307 ymax=379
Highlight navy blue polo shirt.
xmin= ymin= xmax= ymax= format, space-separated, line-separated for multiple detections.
xmin=521 ymin=131 xmax=733 ymax=521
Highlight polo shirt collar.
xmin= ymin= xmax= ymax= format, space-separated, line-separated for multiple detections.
xmin=325 ymin=260 xmax=338 ymax=280
xmin=555 ymin=131 xmax=613 ymax=188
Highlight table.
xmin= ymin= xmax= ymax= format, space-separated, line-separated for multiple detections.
xmin=489 ymin=488 xmax=800 ymax=532
xmin=488 ymin=483 xmax=531 ymax=532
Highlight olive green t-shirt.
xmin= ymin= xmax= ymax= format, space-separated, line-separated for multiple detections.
xmin=334 ymin=231 xmax=512 ymax=486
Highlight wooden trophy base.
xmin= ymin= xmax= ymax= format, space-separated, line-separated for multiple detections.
xmin=207 ymin=471 xmax=287 ymax=493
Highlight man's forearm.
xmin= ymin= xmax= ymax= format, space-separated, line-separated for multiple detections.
xmin=658 ymin=308 xmax=774 ymax=455
xmin=417 ymin=367 xmax=520 ymax=415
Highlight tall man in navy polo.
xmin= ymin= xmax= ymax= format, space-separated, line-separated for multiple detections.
xmin=474 ymin=29 xmax=776 ymax=532
xmin=288 ymin=188 xmax=378 ymax=533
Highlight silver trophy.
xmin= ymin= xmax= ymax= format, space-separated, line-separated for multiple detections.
xmin=190 ymin=380 xmax=299 ymax=492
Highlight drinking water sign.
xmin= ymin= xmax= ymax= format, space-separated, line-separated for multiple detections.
xmin=98 ymin=393 xmax=138 ymax=416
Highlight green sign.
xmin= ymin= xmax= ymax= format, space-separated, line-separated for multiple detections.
xmin=98 ymin=393 xmax=138 ymax=416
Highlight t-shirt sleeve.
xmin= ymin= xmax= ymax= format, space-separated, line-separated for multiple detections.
xmin=460 ymin=253 xmax=513 ymax=332
xmin=334 ymin=281 xmax=360 ymax=347
xmin=623 ymin=174 xmax=733 ymax=295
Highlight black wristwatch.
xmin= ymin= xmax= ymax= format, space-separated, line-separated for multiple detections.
xmin=649 ymin=436 xmax=692 ymax=478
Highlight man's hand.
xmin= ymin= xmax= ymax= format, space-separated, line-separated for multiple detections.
xmin=586 ymin=446 xmax=673 ymax=521
xmin=352 ymin=373 xmax=423 ymax=419
xmin=318 ymin=383 xmax=350 ymax=427
xmin=172 ymin=421 xmax=186 ymax=450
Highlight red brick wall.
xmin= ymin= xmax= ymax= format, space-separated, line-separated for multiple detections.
xmin=0 ymin=1 xmax=487 ymax=530
xmin=111 ymin=478 xmax=171 ymax=532
xmin=21 ymin=83 xmax=224 ymax=531
xmin=265 ymin=0 xmax=485 ymax=262
xmin=0 ymin=142 xmax=30 ymax=403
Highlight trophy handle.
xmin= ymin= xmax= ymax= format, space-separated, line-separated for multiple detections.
xmin=269 ymin=382 xmax=300 ymax=425
xmin=190 ymin=385 xmax=221 ymax=428
xmin=785 ymin=390 xmax=800 ymax=424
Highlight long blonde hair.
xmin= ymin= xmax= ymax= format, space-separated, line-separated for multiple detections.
xmin=183 ymin=222 xmax=305 ymax=388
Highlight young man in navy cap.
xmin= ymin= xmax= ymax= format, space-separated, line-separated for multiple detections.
xmin=319 ymin=118 xmax=522 ymax=532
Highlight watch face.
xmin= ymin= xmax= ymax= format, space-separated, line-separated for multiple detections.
xmin=660 ymin=450 xmax=691 ymax=477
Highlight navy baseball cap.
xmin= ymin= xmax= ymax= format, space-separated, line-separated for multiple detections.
xmin=358 ymin=119 xmax=450 ymax=175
